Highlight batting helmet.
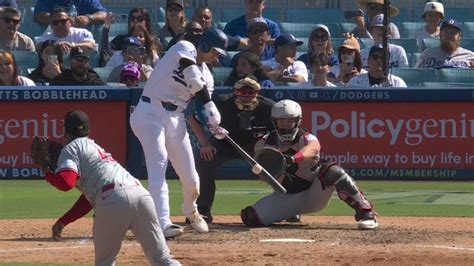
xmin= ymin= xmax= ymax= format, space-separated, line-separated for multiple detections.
xmin=197 ymin=27 xmax=228 ymax=55
xmin=271 ymin=100 xmax=302 ymax=144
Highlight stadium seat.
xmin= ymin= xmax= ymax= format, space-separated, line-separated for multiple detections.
xmin=422 ymin=38 xmax=440 ymax=49
xmin=284 ymin=8 xmax=342 ymax=23
xmin=212 ymin=67 xmax=232 ymax=86
xmin=297 ymin=37 xmax=309 ymax=52
xmin=338 ymin=22 xmax=356 ymax=34
xmin=153 ymin=7 xmax=166 ymax=22
xmin=19 ymin=7 xmax=48 ymax=38
xmin=13 ymin=51 xmax=39 ymax=76
xmin=220 ymin=8 xmax=244 ymax=22
xmin=444 ymin=8 xmax=472 ymax=22
xmin=107 ymin=23 xmax=129 ymax=38
xmin=461 ymin=22 xmax=474 ymax=38
xmin=331 ymin=38 xmax=350 ymax=50
xmin=280 ymin=22 xmax=339 ymax=38
xmin=399 ymin=22 xmax=424 ymax=38
xmin=390 ymin=68 xmax=437 ymax=87
xmin=390 ymin=38 xmax=417 ymax=54
xmin=391 ymin=8 xmax=412 ymax=23
xmin=93 ymin=67 xmax=115 ymax=81
xmin=359 ymin=38 xmax=374 ymax=49
xmin=438 ymin=68 xmax=474 ymax=84
xmin=408 ymin=53 xmax=422 ymax=68
xmin=460 ymin=38 xmax=474 ymax=51
xmin=216 ymin=22 xmax=227 ymax=30
xmin=424 ymin=81 xmax=474 ymax=87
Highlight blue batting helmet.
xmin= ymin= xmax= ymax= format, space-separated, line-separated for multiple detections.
xmin=197 ymin=27 xmax=228 ymax=55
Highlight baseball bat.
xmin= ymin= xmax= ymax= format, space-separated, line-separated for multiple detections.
xmin=224 ymin=134 xmax=287 ymax=194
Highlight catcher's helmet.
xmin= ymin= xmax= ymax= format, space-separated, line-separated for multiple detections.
xmin=197 ymin=27 xmax=228 ymax=55
xmin=271 ymin=100 xmax=302 ymax=144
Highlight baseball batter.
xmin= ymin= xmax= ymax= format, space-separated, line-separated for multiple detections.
xmin=130 ymin=27 xmax=228 ymax=237
xmin=241 ymin=100 xmax=379 ymax=230
xmin=38 ymin=110 xmax=180 ymax=265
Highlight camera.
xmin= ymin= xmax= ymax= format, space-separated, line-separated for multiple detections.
xmin=127 ymin=46 xmax=146 ymax=56
xmin=344 ymin=9 xmax=364 ymax=19
xmin=48 ymin=55 xmax=58 ymax=64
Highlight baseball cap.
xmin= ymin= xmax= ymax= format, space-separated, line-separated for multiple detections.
xmin=440 ymin=18 xmax=461 ymax=32
xmin=234 ymin=74 xmax=261 ymax=92
xmin=370 ymin=14 xmax=384 ymax=27
xmin=311 ymin=24 xmax=331 ymax=37
xmin=122 ymin=36 xmax=141 ymax=50
xmin=357 ymin=0 xmax=400 ymax=17
xmin=274 ymin=33 xmax=303 ymax=47
xmin=120 ymin=61 xmax=141 ymax=81
xmin=64 ymin=110 xmax=90 ymax=137
xmin=166 ymin=0 xmax=184 ymax=9
xmin=368 ymin=44 xmax=387 ymax=57
xmin=338 ymin=35 xmax=361 ymax=52
xmin=70 ymin=47 xmax=89 ymax=59
xmin=247 ymin=17 xmax=268 ymax=31
xmin=422 ymin=1 xmax=444 ymax=18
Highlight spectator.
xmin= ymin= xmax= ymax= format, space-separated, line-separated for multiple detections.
xmin=347 ymin=44 xmax=407 ymax=87
xmin=415 ymin=19 xmax=474 ymax=69
xmin=119 ymin=61 xmax=140 ymax=87
xmin=28 ymin=40 xmax=64 ymax=84
xmin=262 ymin=33 xmax=308 ymax=83
xmin=51 ymin=47 xmax=105 ymax=85
xmin=0 ymin=0 xmax=17 ymax=8
xmin=188 ymin=74 xmax=275 ymax=223
xmin=0 ymin=50 xmax=35 ymax=86
xmin=329 ymin=33 xmax=365 ymax=85
xmin=99 ymin=8 xmax=155 ymax=66
xmin=410 ymin=1 xmax=444 ymax=52
xmin=157 ymin=0 xmax=187 ymax=41
xmin=301 ymin=53 xmax=336 ymax=87
xmin=224 ymin=0 xmax=281 ymax=39
xmin=36 ymin=8 xmax=95 ymax=55
xmin=0 ymin=7 xmax=35 ymax=52
xmin=224 ymin=51 xmax=273 ymax=88
xmin=360 ymin=14 xmax=408 ymax=68
xmin=167 ymin=21 xmax=203 ymax=49
xmin=34 ymin=0 xmax=107 ymax=27
xmin=352 ymin=0 xmax=400 ymax=39
xmin=106 ymin=37 xmax=153 ymax=82
xmin=297 ymin=24 xmax=339 ymax=70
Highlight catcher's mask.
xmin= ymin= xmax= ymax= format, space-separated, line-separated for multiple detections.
xmin=271 ymin=99 xmax=302 ymax=144
xmin=233 ymin=75 xmax=260 ymax=111
xmin=64 ymin=110 xmax=90 ymax=137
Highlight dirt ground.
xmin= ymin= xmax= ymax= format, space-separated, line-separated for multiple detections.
xmin=1 ymin=216 xmax=474 ymax=265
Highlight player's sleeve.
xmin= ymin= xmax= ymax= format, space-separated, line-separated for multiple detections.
xmin=56 ymin=194 xmax=93 ymax=226
xmin=45 ymin=170 xmax=79 ymax=191
xmin=174 ymin=41 xmax=197 ymax=63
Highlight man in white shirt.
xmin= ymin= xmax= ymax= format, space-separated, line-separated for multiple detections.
xmin=347 ymin=44 xmax=407 ymax=87
xmin=262 ymin=33 xmax=308 ymax=83
xmin=360 ymin=14 xmax=408 ymax=69
xmin=36 ymin=8 xmax=95 ymax=55
xmin=415 ymin=18 xmax=474 ymax=69
xmin=410 ymin=1 xmax=444 ymax=52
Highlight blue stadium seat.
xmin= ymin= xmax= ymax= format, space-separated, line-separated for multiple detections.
xmin=408 ymin=52 xmax=422 ymax=68
xmin=13 ymin=51 xmax=39 ymax=76
xmin=19 ymin=7 xmax=48 ymax=38
xmin=107 ymin=23 xmax=129 ymax=38
xmin=391 ymin=8 xmax=412 ymax=23
xmin=280 ymin=22 xmax=339 ymax=38
xmin=424 ymin=81 xmax=474 ymax=87
xmin=338 ymin=22 xmax=356 ymax=34
xmin=153 ymin=7 xmax=166 ymax=22
xmin=461 ymin=38 xmax=474 ymax=51
xmin=297 ymin=37 xmax=309 ymax=52
xmin=423 ymin=38 xmax=474 ymax=51
xmin=390 ymin=68 xmax=437 ymax=87
xmin=212 ymin=67 xmax=232 ymax=86
xmin=444 ymin=8 xmax=472 ymax=22
xmin=399 ymin=22 xmax=424 ymax=38
xmin=422 ymin=38 xmax=440 ymax=49
xmin=284 ymin=8 xmax=342 ymax=23
xmin=461 ymin=22 xmax=474 ymax=38
xmin=438 ymin=68 xmax=474 ymax=84
xmin=216 ymin=22 xmax=227 ymax=30
xmin=359 ymin=38 xmax=374 ymax=49
xmin=220 ymin=8 xmax=244 ymax=22
xmin=93 ymin=67 xmax=115 ymax=81
xmin=184 ymin=7 xmax=194 ymax=20
xmin=390 ymin=38 xmax=418 ymax=54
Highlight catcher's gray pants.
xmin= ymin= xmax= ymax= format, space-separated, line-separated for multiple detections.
xmin=93 ymin=183 xmax=179 ymax=266
xmin=252 ymin=179 xmax=335 ymax=226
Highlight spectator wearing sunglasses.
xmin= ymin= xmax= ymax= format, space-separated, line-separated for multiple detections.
xmin=34 ymin=0 xmax=107 ymax=27
xmin=36 ymin=8 xmax=95 ymax=55
xmin=346 ymin=44 xmax=406 ymax=87
xmin=0 ymin=7 xmax=35 ymax=52
xmin=352 ymin=0 xmax=400 ymax=39
xmin=51 ymin=47 xmax=105 ymax=85
xmin=99 ymin=8 xmax=155 ymax=66
xmin=158 ymin=0 xmax=187 ymax=44
xmin=359 ymin=14 xmax=408 ymax=69
xmin=187 ymin=74 xmax=275 ymax=224
xmin=298 ymin=24 xmax=339 ymax=70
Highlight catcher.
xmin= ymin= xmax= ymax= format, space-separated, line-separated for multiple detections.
xmin=241 ymin=100 xmax=379 ymax=230
xmin=30 ymin=110 xmax=180 ymax=265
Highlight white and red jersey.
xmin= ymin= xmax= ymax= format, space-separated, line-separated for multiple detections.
xmin=56 ymin=137 xmax=137 ymax=205
xmin=142 ymin=40 xmax=214 ymax=110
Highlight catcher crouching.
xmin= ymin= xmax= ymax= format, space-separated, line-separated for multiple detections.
xmin=241 ymin=100 xmax=378 ymax=230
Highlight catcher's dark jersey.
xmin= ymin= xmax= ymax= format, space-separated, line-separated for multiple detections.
xmin=216 ymin=93 xmax=275 ymax=153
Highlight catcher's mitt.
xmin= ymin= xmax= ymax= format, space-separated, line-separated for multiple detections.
xmin=253 ymin=147 xmax=286 ymax=180
xmin=30 ymin=136 xmax=63 ymax=172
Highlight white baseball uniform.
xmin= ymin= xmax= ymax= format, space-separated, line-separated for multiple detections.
xmin=129 ymin=40 xmax=214 ymax=230
xmin=55 ymin=137 xmax=178 ymax=265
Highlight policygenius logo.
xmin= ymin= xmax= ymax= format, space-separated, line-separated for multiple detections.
xmin=0 ymin=113 xmax=63 ymax=145
xmin=311 ymin=111 xmax=473 ymax=146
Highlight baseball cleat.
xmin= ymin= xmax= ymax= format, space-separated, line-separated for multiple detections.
xmin=186 ymin=210 xmax=209 ymax=233
xmin=357 ymin=217 xmax=379 ymax=230
xmin=285 ymin=214 xmax=301 ymax=223
xmin=163 ymin=224 xmax=184 ymax=238
xmin=355 ymin=210 xmax=379 ymax=230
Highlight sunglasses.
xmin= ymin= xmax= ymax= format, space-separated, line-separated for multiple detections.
xmin=370 ymin=54 xmax=384 ymax=60
xmin=367 ymin=3 xmax=383 ymax=12
xmin=235 ymin=87 xmax=258 ymax=97
xmin=51 ymin=19 xmax=68 ymax=26
xmin=3 ymin=17 xmax=20 ymax=25
xmin=311 ymin=34 xmax=328 ymax=41
xmin=129 ymin=15 xmax=145 ymax=22
xmin=167 ymin=6 xmax=183 ymax=12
